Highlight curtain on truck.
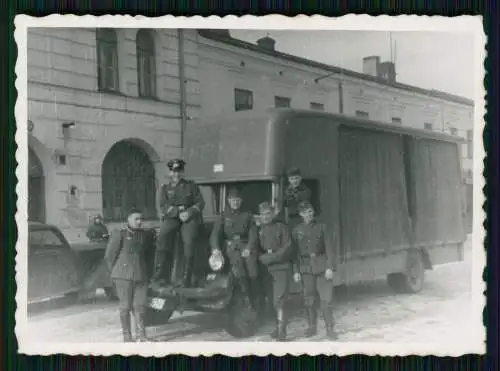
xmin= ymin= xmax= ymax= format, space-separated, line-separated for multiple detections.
xmin=406 ymin=138 xmax=465 ymax=245
xmin=338 ymin=127 xmax=411 ymax=260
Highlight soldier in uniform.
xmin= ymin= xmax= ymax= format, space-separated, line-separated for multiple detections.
xmin=283 ymin=167 xmax=312 ymax=230
xmin=105 ymin=208 xmax=155 ymax=342
xmin=257 ymin=201 xmax=294 ymax=341
xmin=86 ymin=214 xmax=109 ymax=242
xmin=292 ymin=201 xmax=338 ymax=340
xmin=209 ymin=187 xmax=261 ymax=312
xmin=152 ymin=158 xmax=205 ymax=287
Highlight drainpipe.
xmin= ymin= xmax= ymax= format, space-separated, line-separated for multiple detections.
xmin=178 ymin=29 xmax=187 ymax=152
xmin=338 ymin=80 xmax=344 ymax=114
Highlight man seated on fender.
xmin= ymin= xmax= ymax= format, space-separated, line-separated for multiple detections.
xmin=152 ymin=158 xmax=205 ymax=288
xmin=209 ymin=187 xmax=261 ymax=312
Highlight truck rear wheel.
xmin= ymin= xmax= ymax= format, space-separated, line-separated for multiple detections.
xmin=222 ymin=285 xmax=259 ymax=338
xmin=387 ymin=250 xmax=425 ymax=294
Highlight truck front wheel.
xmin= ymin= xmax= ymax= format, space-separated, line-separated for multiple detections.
xmin=387 ymin=250 xmax=425 ymax=294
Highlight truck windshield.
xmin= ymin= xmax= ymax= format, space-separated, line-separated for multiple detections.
xmin=199 ymin=181 xmax=277 ymax=218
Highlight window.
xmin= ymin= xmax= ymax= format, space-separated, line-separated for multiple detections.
xmin=96 ymin=28 xmax=119 ymax=92
xmin=310 ymin=102 xmax=325 ymax=111
xmin=391 ymin=117 xmax=402 ymax=125
xmin=136 ymin=29 xmax=156 ymax=98
xmin=29 ymin=229 xmax=66 ymax=251
xmin=355 ymin=110 xmax=369 ymax=119
xmin=424 ymin=122 xmax=433 ymax=130
xmin=466 ymin=130 xmax=473 ymax=159
xmin=234 ymin=88 xmax=253 ymax=111
xmin=449 ymin=127 xmax=458 ymax=136
xmin=275 ymin=96 xmax=291 ymax=108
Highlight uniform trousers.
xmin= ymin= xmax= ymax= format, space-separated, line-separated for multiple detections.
xmin=157 ymin=217 xmax=200 ymax=259
xmin=262 ymin=267 xmax=291 ymax=309
xmin=301 ymin=273 xmax=334 ymax=309
xmin=113 ymin=279 xmax=148 ymax=312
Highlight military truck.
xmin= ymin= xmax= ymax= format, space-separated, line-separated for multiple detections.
xmin=146 ymin=108 xmax=466 ymax=338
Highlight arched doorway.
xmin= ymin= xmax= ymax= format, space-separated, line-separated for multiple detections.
xmin=102 ymin=140 xmax=157 ymax=221
xmin=28 ymin=148 xmax=46 ymax=222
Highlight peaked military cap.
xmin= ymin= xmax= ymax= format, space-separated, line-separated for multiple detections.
xmin=227 ymin=187 xmax=242 ymax=199
xmin=286 ymin=167 xmax=301 ymax=177
xmin=167 ymin=158 xmax=186 ymax=171
xmin=259 ymin=202 xmax=273 ymax=213
xmin=298 ymin=201 xmax=314 ymax=213
xmin=128 ymin=206 xmax=142 ymax=215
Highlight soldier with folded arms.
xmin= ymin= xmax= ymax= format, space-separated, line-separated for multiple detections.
xmin=152 ymin=158 xmax=205 ymax=287
xmin=257 ymin=201 xmax=294 ymax=341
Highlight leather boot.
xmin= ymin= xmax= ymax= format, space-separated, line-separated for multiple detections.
xmin=182 ymin=257 xmax=193 ymax=288
xmin=304 ymin=307 xmax=318 ymax=337
xmin=274 ymin=308 xmax=287 ymax=341
xmin=119 ymin=310 xmax=133 ymax=342
xmin=152 ymin=249 xmax=166 ymax=283
xmin=322 ymin=308 xmax=338 ymax=340
xmin=134 ymin=310 xmax=149 ymax=342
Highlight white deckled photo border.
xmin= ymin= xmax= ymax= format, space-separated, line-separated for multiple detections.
xmin=14 ymin=14 xmax=487 ymax=357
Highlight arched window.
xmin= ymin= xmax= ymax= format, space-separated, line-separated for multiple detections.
xmin=136 ymin=29 xmax=156 ymax=98
xmin=28 ymin=148 xmax=46 ymax=222
xmin=96 ymin=28 xmax=119 ymax=92
xmin=102 ymin=141 xmax=157 ymax=221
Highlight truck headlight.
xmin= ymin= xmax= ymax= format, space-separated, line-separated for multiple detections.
xmin=209 ymin=252 xmax=225 ymax=272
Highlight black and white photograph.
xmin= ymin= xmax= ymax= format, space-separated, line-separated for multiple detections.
xmin=14 ymin=15 xmax=485 ymax=356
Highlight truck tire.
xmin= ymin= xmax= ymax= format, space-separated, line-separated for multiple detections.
xmin=144 ymin=307 xmax=175 ymax=327
xmin=387 ymin=250 xmax=425 ymax=294
xmin=223 ymin=285 xmax=259 ymax=338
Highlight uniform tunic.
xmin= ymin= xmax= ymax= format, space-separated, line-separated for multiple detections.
xmin=292 ymin=220 xmax=336 ymax=309
xmin=210 ymin=207 xmax=259 ymax=278
xmin=157 ymin=179 xmax=205 ymax=259
xmin=105 ymin=227 xmax=155 ymax=311
xmin=284 ymin=183 xmax=312 ymax=227
xmin=258 ymin=221 xmax=294 ymax=308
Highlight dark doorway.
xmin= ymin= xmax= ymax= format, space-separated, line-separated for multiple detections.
xmin=28 ymin=148 xmax=46 ymax=222
xmin=102 ymin=140 xmax=157 ymax=221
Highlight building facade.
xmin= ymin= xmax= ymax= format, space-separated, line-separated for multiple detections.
xmin=26 ymin=28 xmax=474 ymax=241
xmin=197 ymin=30 xmax=474 ymax=229
xmin=27 ymin=27 xmax=200 ymax=241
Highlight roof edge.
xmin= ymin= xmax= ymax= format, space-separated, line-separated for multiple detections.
xmin=197 ymin=30 xmax=474 ymax=107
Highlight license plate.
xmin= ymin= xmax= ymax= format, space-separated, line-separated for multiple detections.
xmin=206 ymin=273 xmax=216 ymax=281
xmin=150 ymin=297 xmax=165 ymax=310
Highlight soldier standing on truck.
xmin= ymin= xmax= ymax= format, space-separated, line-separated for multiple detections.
xmin=257 ymin=201 xmax=294 ymax=341
xmin=292 ymin=201 xmax=338 ymax=340
xmin=105 ymin=208 xmax=155 ymax=342
xmin=152 ymin=158 xmax=205 ymax=288
xmin=209 ymin=187 xmax=262 ymax=314
xmin=283 ymin=167 xmax=312 ymax=229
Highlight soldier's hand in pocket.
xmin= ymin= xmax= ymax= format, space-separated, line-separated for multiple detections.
xmin=325 ymin=268 xmax=334 ymax=280
xmin=293 ymin=272 xmax=301 ymax=282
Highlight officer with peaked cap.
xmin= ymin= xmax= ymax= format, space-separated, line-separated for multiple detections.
xmin=257 ymin=201 xmax=295 ymax=341
xmin=209 ymin=187 xmax=261 ymax=313
xmin=292 ymin=201 xmax=338 ymax=340
xmin=105 ymin=207 xmax=155 ymax=342
xmin=152 ymin=158 xmax=205 ymax=287
xmin=283 ymin=167 xmax=312 ymax=230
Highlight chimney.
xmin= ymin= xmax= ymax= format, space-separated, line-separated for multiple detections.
xmin=377 ymin=61 xmax=396 ymax=83
xmin=363 ymin=56 xmax=380 ymax=77
xmin=256 ymin=35 xmax=276 ymax=51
